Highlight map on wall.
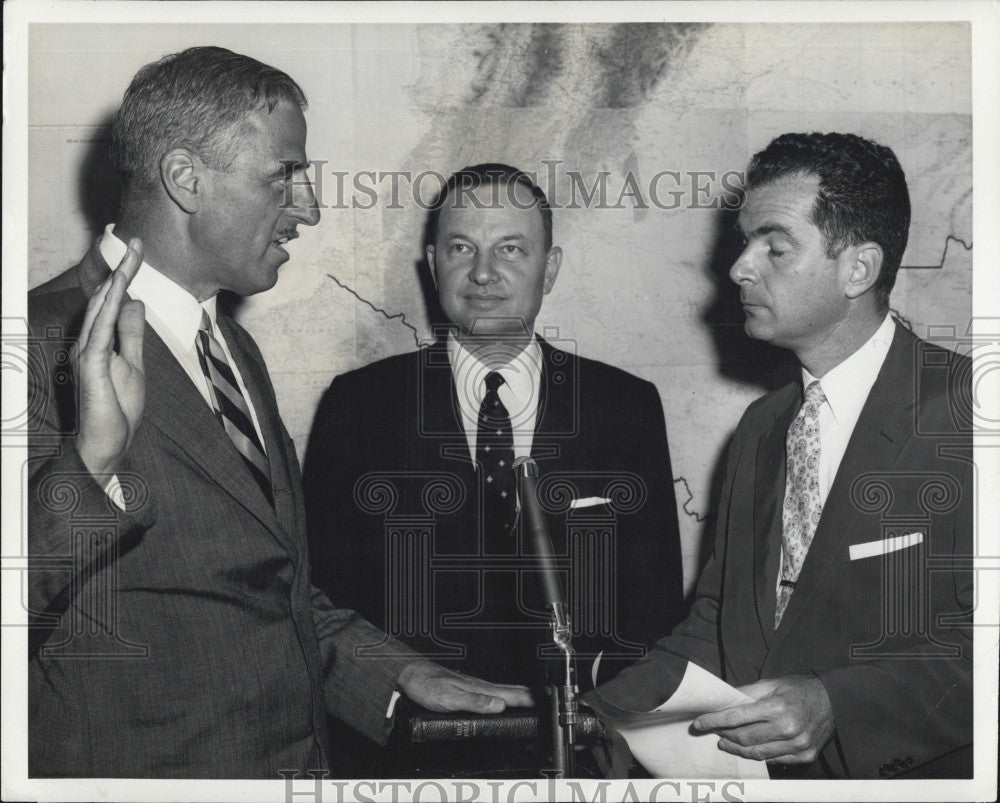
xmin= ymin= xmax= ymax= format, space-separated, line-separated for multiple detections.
xmin=27 ymin=22 xmax=972 ymax=590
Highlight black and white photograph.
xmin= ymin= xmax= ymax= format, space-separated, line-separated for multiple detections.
xmin=2 ymin=1 xmax=997 ymax=801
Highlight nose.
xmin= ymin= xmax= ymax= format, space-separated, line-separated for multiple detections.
xmin=469 ymin=252 xmax=500 ymax=285
xmin=289 ymin=174 xmax=321 ymax=227
xmin=729 ymin=244 xmax=755 ymax=285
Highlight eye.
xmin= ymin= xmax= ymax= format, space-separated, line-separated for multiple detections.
xmin=449 ymin=243 xmax=473 ymax=255
xmin=768 ymin=240 xmax=790 ymax=258
xmin=499 ymin=244 xmax=523 ymax=256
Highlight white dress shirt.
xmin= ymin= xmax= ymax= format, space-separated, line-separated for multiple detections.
xmin=803 ymin=312 xmax=895 ymax=507
xmin=447 ymin=333 xmax=543 ymax=464
xmin=100 ymin=225 xmax=267 ymax=448
xmin=776 ymin=313 xmax=895 ymax=593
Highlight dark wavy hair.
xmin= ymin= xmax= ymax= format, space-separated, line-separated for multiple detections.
xmin=427 ymin=163 xmax=553 ymax=251
xmin=746 ymin=132 xmax=910 ymax=309
xmin=110 ymin=46 xmax=306 ymax=197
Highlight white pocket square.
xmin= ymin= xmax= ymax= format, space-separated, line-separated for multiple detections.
xmin=569 ymin=496 xmax=612 ymax=510
xmin=849 ymin=532 xmax=923 ymax=561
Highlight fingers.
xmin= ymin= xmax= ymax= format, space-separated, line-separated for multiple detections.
xmin=397 ymin=660 xmax=534 ymax=714
xmin=693 ymin=699 xmax=772 ymax=733
xmin=78 ymin=239 xmax=144 ymax=356
xmin=118 ymin=238 xmax=144 ymax=283
xmin=445 ymin=690 xmax=507 ymax=714
xmin=717 ymin=736 xmax=813 ymax=763
xmin=708 ymin=718 xmax=790 ymax=748
xmin=734 ymin=679 xmax=777 ymax=701
xmin=117 ymin=299 xmax=146 ymax=368
xmin=477 ymin=682 xmax=534 ymax=709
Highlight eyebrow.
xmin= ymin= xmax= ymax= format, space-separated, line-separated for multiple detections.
xmin=734 ymin=222 xmax=795 ymax=240
xmin=442 ymin=233 xmax=528 ymax=242
xmin=268 ymin=161 xmax=310 ymax=180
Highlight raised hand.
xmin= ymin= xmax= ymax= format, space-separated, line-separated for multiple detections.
xmin=397 ymin=659 xmax=534 ymax=714
xmin=691 ymin=675 xmax=835 ymax=764
xmin=74 ymin=238 xmax=146 ymax=477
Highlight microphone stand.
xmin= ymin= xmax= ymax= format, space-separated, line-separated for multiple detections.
xmin=514 ymin=457 xmax=578 ymax=778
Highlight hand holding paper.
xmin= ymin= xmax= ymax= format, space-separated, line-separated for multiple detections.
xmin=692 ymin=675 xmax=834 ymax=765
xmin=588 ymin=660 xmax=770 ymax=778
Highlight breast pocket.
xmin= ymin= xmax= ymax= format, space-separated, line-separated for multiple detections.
xmin=842 ymin=534 xmax=928 ymax=659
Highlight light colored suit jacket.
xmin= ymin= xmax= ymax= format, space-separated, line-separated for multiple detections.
xmin=593 ymin=323 xmax=973 ymax=779
xmin=27 ymin=242 xmax=416 ymax=778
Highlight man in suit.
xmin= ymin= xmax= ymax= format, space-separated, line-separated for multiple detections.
xmin=27 ymin=46 xmax=530 ymax=779
xmin=590 ymin=132 xmax=973 ymax=779
xmin=304 ymin=164 xmax=686 ymax=691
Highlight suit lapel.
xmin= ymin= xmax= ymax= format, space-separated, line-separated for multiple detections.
xmin=77 ymin=243 xmax=284 ymax=535
xmin=771 ymin=324 xmax=916 ymax=644
xmin=217 ymin=316 xmax=298 ymax=534
xmin=141 ymin=321 xmax=283 ymax=534
xmin=752 ymin=384 xmax=799 ymax=646
xmin=419 ymin=339 xmax=470 ymax=465
xmin=534 ymin=338 xmax=571 ymax=440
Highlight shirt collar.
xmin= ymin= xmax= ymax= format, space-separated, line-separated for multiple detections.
xmin=100 ymin=224 xmax=217 ymax=344
xmin=801 ymin=313 xmax=895 ymax=424
xmin=447 ymin=333 xmax=542 ymax=416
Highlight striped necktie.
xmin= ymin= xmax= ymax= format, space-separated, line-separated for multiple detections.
xmin=195 ymin=310 xmax=273 ymax=506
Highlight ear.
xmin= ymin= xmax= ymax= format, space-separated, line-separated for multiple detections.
xmin=542 ymin=246 xmax=562 ymax=294
xmin=843 ymin=242 xmax=883 ymax=300
xmin=160 ymin=148 xmax=203 ymax=214
xmin=426 ymin=244 xmax=438 ymax=289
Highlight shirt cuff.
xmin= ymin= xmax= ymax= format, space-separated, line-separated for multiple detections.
xmin=386 ymin=690 xmax=402 ymax=719
xmin=104 ymin=475 xmax=127 ymax=511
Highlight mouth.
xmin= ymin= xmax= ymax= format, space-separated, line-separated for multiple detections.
xmin=464 ymin=295 xmax=507 ymax=308
xmin=271 ymin=231 xmax=299 ymax=251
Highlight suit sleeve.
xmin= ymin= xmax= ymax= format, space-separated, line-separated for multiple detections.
xmin=284 ymin=403 xmax=414 ymax=743
xmin=623 ymin=379 xmax=686 ymax=642
xmin=26 ymin=311 xmax=156 ymax=626
xmin=588 ymin=424 xmax=745 ymax=711
xmin=309 ymin=583 xmax=418 ymax=744
xmin=303 ymin=376 xmax=377 ymax=615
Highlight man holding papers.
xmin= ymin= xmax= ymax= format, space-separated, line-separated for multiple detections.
xmin=591 ymin=132 xmax=973 ymax=779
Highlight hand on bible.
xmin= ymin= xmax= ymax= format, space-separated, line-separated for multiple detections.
xmin=397 ymin=660 xmax=534 ymax=714
xmin=691 ymin=675 xmax=835 ymax=764
xmin=74 ymin=238 xmax=146 ymax=477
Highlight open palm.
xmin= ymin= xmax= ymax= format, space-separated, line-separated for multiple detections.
xmin=74 ymin=239 xmax=146 ymax=477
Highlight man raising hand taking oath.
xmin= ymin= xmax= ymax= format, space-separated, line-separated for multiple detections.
xmin=27 ymin=46 xmax=530 ymax=779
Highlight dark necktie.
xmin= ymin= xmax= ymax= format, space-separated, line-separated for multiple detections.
xmin=195 ymin=310 xmax=273 ymax=506
xmin=776 ymin=380 xmax=826 ymax=627
xmin=475 ymin=371 xmax=516 ymax=546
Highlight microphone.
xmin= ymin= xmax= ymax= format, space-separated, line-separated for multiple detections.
xmin=513 ymin=456 xmax=566 ymax=624
xmin=513 ymin=455 xmax=578 ymax=776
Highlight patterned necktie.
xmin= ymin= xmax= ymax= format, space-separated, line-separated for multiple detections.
xmin=775 ymin=380 xmax=826 ymax=628
xmin=195 ymin=310 xmax=273 ymax=506
xmin=475 ymin=371 xmax=517 ymax=546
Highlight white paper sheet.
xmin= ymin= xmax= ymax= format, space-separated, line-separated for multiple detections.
xmin=590 ymin=660 xmax=770 ymax=779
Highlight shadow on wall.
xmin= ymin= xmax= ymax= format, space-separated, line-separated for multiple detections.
xmin=77 ymin=115 xmax=122 ymax=241
xmin=691 ymin=207 xmax=798 ymax=582
xmin=702 ymin=206 xmax=797 ymax=393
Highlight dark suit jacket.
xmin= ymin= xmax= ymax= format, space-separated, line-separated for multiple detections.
xmin=592 ymin=322 xmax=974 ymax=779
xmin=304 ymin=337 xmax=685 ymax=686
xmin=27 ymin=242 xmax=416 ymax=778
